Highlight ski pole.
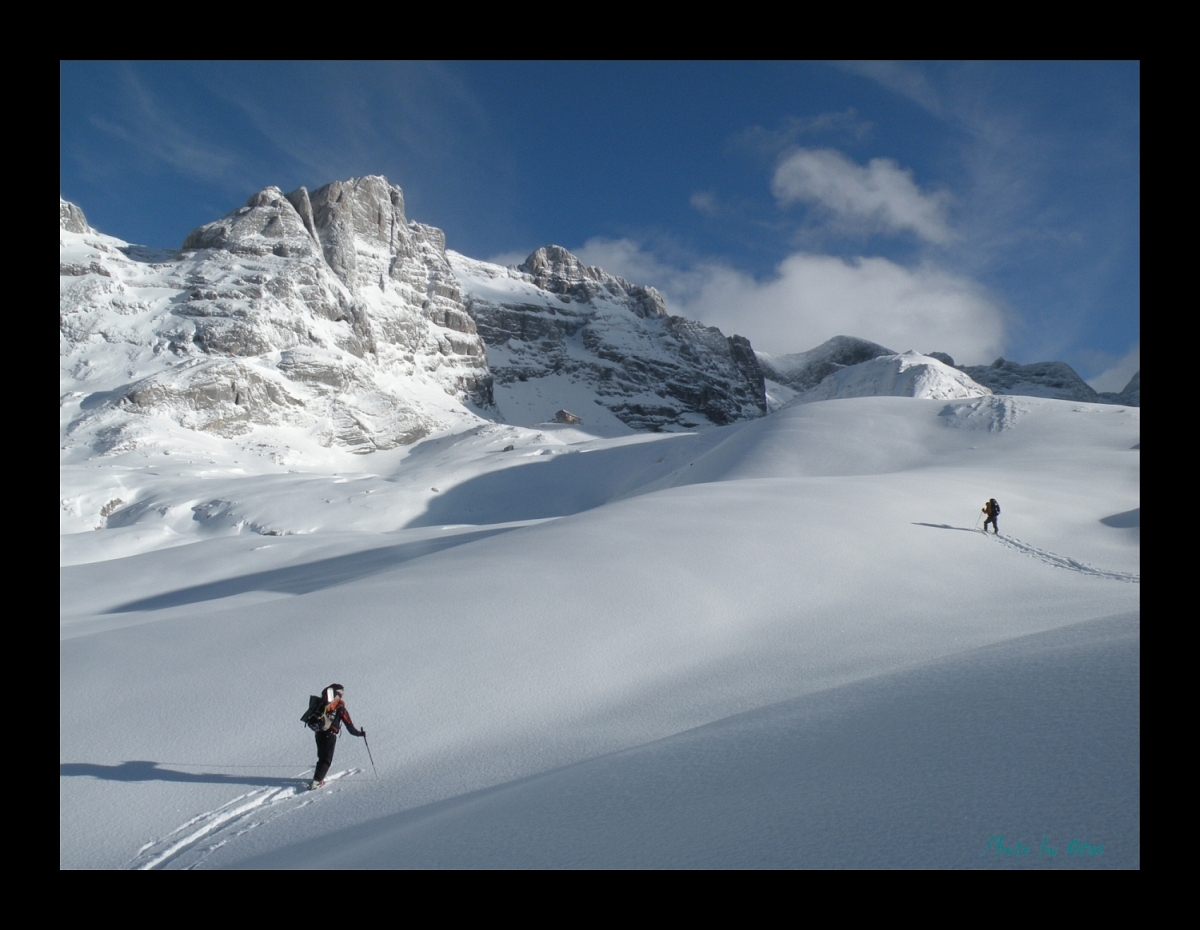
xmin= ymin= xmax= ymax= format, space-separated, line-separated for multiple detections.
xmin=973 ymin=510 xmax=982 ymax=530
xmin=363 ymin=732 xmax=379 ymax=780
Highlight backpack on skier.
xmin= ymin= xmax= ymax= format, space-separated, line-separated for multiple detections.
xmin=302 ymin=694 xmax=333 ymax=732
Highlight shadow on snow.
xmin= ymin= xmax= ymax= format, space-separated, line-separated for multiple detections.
xmin=59 ymin=760 xmax=302 ymax=789
xmin=106 ymin=525 xmax=519 ymax=613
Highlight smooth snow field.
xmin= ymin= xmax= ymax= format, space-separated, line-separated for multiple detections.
xmin=60 ymin=395 xmax=1139 ymax=869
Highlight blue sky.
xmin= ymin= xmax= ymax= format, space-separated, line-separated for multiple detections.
xmin=60 ymin=61 xmax=1139 ymax=387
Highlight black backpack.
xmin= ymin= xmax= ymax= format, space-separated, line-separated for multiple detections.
xmin=302 ymin=694 xmax=333 ymax=732
xmin=992 ymin=500 xmax=1001 ymax=515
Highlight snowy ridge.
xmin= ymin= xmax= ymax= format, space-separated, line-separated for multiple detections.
xmin=757 ymin=335 xmax=895 ymax=393
xmin=796 ymin=351 xmax=991 ymax=404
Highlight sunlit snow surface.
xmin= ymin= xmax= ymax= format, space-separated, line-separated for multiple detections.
xmin=61 ymin=395 xmax=1139 ymax=869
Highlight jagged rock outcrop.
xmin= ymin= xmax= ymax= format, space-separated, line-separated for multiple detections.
xmin=450 ymin=246 xmax=766 ymax=430
xmin=60 ymin=197 xmax=91 ymax=235
xmin=60 ymin=177 xmax=492 ymax=454
xmin=758 ymin=336 xmax=896 ymax=394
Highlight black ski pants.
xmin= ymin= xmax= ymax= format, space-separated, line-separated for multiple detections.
xmin=984 ymin=514 xmax=998 ymax=533
xmin=314 ymin=729 xmax=338 ymax=783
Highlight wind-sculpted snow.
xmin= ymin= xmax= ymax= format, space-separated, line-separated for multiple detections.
xmin=61 ymin=179 xmax=491 ymax=460
xmin=938 ymin=395 xmax=1025 ymax=432
xmin=796 ymin=351 xmax=991 ymax=404
xmin=450 ymin=247 xmax=766 ymax=431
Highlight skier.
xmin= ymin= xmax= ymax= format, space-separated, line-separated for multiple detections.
xmin=982 ymin=498 xmax=1000 ymax=534
xmin=307 ymin=683 xmax=366 ymax=790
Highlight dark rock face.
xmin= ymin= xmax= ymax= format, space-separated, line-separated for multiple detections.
xmin=758 ymin=336 xmax=896 ymax=394
xmin=453 ymin=247 xmax=766 ymax=430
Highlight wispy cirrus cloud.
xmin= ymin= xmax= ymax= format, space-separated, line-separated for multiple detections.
xmin=837 ymin=61 xmax=943 ymax=117
xmin=85 ymin=64 xmax=249 ymax=189
xmin=771 ymin=147 xmax=954 ymax=244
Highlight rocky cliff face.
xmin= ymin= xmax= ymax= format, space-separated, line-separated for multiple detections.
xmin=450 ymin=246 xmax=766 ymax=430
xmin=60 ymin=179 xmax=492 ymax=455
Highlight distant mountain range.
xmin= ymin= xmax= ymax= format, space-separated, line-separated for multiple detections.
xmin=60 ymin=176 xmax=1138 ymax=461
xmin=759 ymin=337 xmax=1138 ymax=407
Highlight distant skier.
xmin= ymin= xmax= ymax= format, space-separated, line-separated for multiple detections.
xmin=303 ymin=683 xmax=365 ymax=790
xmin=982 ymin=498 xmax=1000 ymax=534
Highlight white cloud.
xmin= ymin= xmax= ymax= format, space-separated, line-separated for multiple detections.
xmin=88 ymin=65 xmax=245 ymax=188
xmin=689 ymin=191 xmax=718 ymax=215
xmin=574 ymin=237 xmax=1005 ymax=363
xmin=772 ymin=147 xmax=953 ymax=244
xmin=837 ymin=61 xmax=943 ymax=116
xmin=1086 ymin=343 xmax=1140 ymax=393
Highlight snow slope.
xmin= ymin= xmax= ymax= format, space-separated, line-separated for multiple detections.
xmin=61 ymin=393 xmax=1138 ymax=868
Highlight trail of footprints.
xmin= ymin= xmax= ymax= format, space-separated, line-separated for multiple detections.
xmin=988 ymin=533 xmax=1138 ymax=583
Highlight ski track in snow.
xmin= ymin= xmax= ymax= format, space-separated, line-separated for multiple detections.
xmin=987 ymin=533 xmax=1139 ymax=583
xmin=129 ymin=768 xmax=361 ymax=870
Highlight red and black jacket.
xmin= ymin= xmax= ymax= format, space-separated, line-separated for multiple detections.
xmin=324 ymin=700 xmax=364 ymax=737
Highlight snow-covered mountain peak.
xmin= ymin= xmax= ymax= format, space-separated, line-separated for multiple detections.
xmin=180 ymin=186 xmax=321 ymax=261
xmin=757 ymin=336 xmax=896 ymax=395
xmin=61 ymin=177 xmax=492 ymax=462
xmin=517 ymin=245 xmax=668 ymax=318
xmin=60 ymin=197 xmax=92 ymax=234
xmin=797 ymin=351 xmax=991 ymax=403
xmin=449 ymin=249 xmax=765 ymax=431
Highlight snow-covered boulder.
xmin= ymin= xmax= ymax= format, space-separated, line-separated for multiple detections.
xmin=797 ymin=351 xmax=992 ymax=403
xmin=451 ymin=246 xmax=766 ymax=430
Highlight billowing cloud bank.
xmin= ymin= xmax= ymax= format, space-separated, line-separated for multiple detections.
xmin=576 ymin=238 xmax=1006 ymax=363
